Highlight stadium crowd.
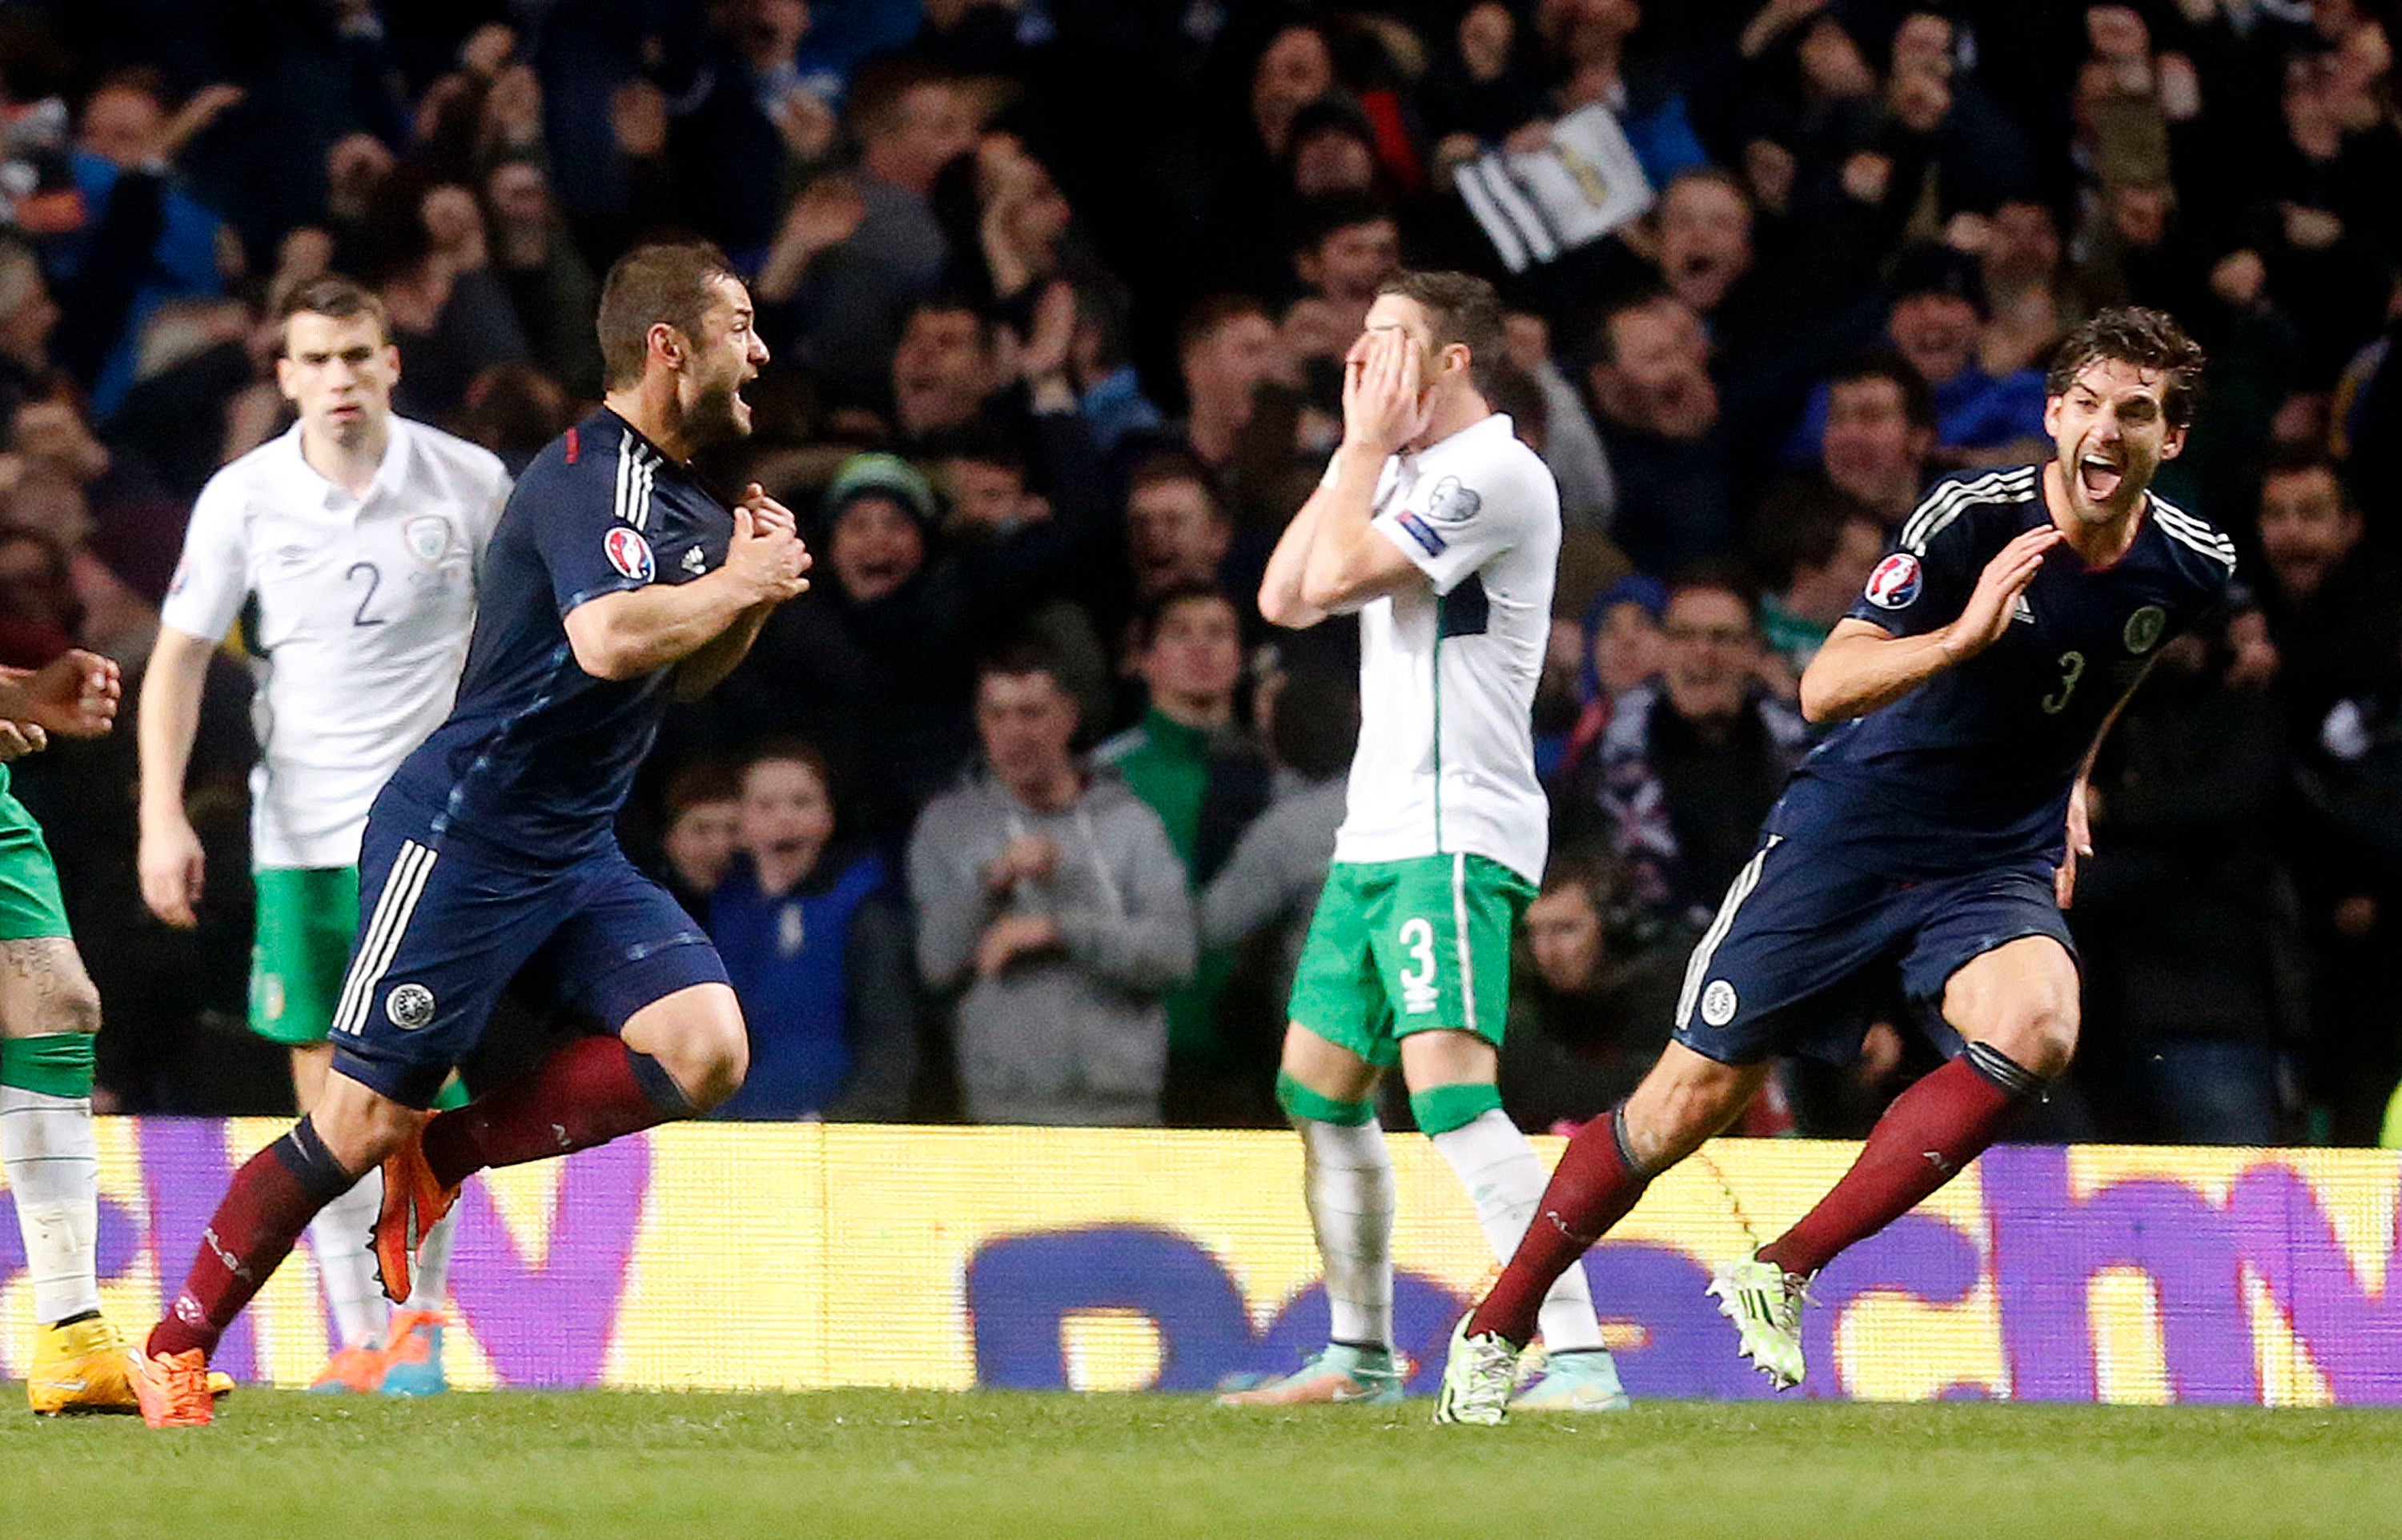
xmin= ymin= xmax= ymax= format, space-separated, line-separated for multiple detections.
xmin=0 ymin=0 xmax=2398 ymax=1145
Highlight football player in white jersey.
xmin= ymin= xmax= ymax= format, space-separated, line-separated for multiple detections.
xmin=1219 ymin=271 xmax=1625 ymax=1412
xmin=138 ymin=276 xmax=510 ymax=1395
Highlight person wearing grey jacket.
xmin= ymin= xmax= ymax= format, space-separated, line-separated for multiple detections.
xmin=909 ymin=642 xmax=1196 ymax=1125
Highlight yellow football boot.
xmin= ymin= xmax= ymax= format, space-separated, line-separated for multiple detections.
xmin=27 ymin=1315 xmax=139 ymax=1414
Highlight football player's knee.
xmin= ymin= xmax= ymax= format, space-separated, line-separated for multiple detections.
xmin=677 ymin=1015 xmax=749 ymax=1111
xmin=47 ymin=976 xmax=102 ymax=1037
xmin=1997 ymin=1002 xmax=2078 ymax=1079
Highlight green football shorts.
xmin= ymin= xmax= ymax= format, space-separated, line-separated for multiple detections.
xmin=1286 ymin=852 xmax=1534 ymax=1066
xmin=250 ymin=865 xmax=360 ymax=1046
xmin=0 ymin=772 xmax=73 ymax=943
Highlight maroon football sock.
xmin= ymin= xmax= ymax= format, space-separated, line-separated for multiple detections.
xmin=1466 ymin=1108 xmax=1654 ymax=1346
xmin=421 ymin=1035 xmax=693 ymax=1189
xmin=148 ymin=1118 xmax=351 ymax=1360
xmin=1757 ymin=1047 xmax=2034 ymax=1279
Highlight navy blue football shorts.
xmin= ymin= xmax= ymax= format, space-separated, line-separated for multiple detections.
xmin=1668 ymin=832 xmax=2076 ymax=1067
xmin=327 ymin=815 xmax=729 ymax=1108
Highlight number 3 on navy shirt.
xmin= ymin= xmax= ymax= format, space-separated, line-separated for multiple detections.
xmin=2039 ymin=650 xmax=2084 ymax=715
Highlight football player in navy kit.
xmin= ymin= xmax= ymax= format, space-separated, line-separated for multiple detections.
xmin=131 ymin=243 xmax=813 ymax=1426
xmin=1434 ymin=308 xmax=2234 ymax=1419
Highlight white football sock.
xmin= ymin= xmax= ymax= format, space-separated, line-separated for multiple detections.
xmin=404 ymin=1201 xmax=457 ymax=1315
xmin=308 ymin=1168 xmax=390 ymax=1350
xmin=1431 ymin=1108 xmax=1606 ymax=1353
xmin=1299 ymin=1118 xmax=1395 ymax=1350
xmin=0 ymin=1085 xmax=100 ymax=1324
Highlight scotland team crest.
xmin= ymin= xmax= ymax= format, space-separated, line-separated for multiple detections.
xmin=605 ymin=526 xmax=656 ymax=583
xmin=2123 ymin=604 xmax=2167 ymax=654
xmin=1864 ymin=551 xmax=1922 ymax=609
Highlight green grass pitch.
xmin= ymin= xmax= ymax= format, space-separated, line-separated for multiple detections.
xmin=2 ymin=1390 xmax=2396 ymax=1538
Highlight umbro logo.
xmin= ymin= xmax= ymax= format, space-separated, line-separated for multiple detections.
xmin=681 ymin=545 xmax=708 ymax=575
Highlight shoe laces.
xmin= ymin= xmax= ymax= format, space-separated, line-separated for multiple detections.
xmin=155 ymin=1352 xmax=213 ymax=1420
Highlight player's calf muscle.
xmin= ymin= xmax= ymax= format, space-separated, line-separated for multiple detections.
xmin=0 ymin=937 xmax=101 ymax=1037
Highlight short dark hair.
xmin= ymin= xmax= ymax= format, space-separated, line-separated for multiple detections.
xmin=278 ymin=274 xmax=390 ymax=351
xmin=1378 ymin=270 xmax=1507 ymax=395
xmin=741 ymin=736 xmax=835 ymax=794
xmin=1829 ymin=347 xmax=1936 ymax=432
xmin=845 ymin=58 xmax=958 ymax=138
xmin=1127 ymin=449 xmax=1226 ymax=511
xmin=1178 ymin=293 xmax=1270 ymax=360
xmin=975 ymin=636 xmax=1070 ymax=689
xmin=902 ymin=291 xmax=992 ymax=348
xmin=662 ymin=758 xmax=741 ymax=818
xmin=1137 ymin=580 xmax=1239 ymax=650
xmin=1291 ymin=191 xmax=1394 ymax=259
xmin=2260 ymin=439 xmax=2346 ymax=489
xmin=1268 ymin=662 xmax=1359 ymax=780
xmin=596 ymin=241 xmax=737 ymax=390
xmin=1591 ymin=286 xmax=1678 ymax=368
xmin=2044 ymin=307 xmax=2206 ymax=430
xmin=1664 ymin=560 xmax=1759 ymax=624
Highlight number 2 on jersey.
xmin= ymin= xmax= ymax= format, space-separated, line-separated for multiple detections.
xmin=2040 ymin=650 xmax=2085 ymax=714
xmin=347 ymin=560 xmax=387 ymax=627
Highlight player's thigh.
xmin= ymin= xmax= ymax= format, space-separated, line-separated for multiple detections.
xmin=1368 ymin=853 xmax=1529 ymax=1055
xmin=1903 ymin=866 xmax=2082 ymax=1076
xmin=1937 ymin=934 xmax=2081 ymax=1077
xmin=536 ymin=857 xmax=739 ymax=1094
xmin=251 ymin=866 xmax=361 ymax=1048
xmin=327 ymin=829 xmax=564 ymax=1109
xmin=0 ymin=794 xmax=94 ymax=1038
xmin=1283 ymin=863 xmax=1400 ymax=1095
xmin=1669 ymin=834 xmax=1903 ymax=1068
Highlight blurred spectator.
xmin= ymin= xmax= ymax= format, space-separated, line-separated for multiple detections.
xmin=656 ymin=759 xmax=743 ymax=921
xmin=2251 ymin=446 xmax=2401 ymax=752
xmin=1498 ymin=845 xmax=1686 ymax=1133
xmin=1752 ymin=496 xmax=1886 ymax=684
xmin=1587 ymin=291 xmax=1736 ymax=577
xmin=669 ymin=0 xmax=833 ymax=261
xmin=484 ymin=161 xmax=603 ymax=401
xmin=1552 ymin=573 xmax=1667 ymax=793
xmin=2075 ymin=624 xmax=2299 ymax=1145
xmin=1279 ymin=193 xmax=1400 ymax=367
xmin=1502 ymin=310 xmax=1615 ymax=531
xmin=789 ymin=59 xmax=978 ymax=401
xmin=378 ymin=193 xmax=530 ymax=425
xmin=1760 ymin=349 xmax=1936 ymax=531
xmin=887 ymin=294 xmax=996 ymax=441
xmin=709 ymin=741 xmax=916 ymax=1121
xmin=454 ymin=361 xmax=574 ymax=475
xmin=909 ymin=642 xmax=1195 ymax=1126
xmin=1784 ymin=244 xmax=2048 ymax=471
xmin=1199 ymin=661 xmax=1358 ymax=1099
xmin=1559 ymin=571 xmax=1811 ymax=924
xmin=1095 ymin=584 xmax=1273 ymax=1121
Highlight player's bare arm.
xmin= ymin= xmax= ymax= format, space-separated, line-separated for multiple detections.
xmin=673 ymin=484 xmax=801 ymax=700
xmin=1295 ymin=328 xmax=1432 ymax=616
xmin=563 ymin=502 xmax=809 ymax=681
xmin=136 ymin=626 xmax=221 ymax=928
xmin=1798 ymin=525 xmax=2062 ymax=723
xmin=2055 ymin=652 xmax=2155 ymax=908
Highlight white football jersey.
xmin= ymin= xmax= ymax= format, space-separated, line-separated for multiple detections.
xmin=1332 ymin=411 xmax=1559 ymax=884
xmin=161 ymin=418 xmax=511 ymax=869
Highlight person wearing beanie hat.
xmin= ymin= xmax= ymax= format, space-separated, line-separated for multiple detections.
xmin=820 ymin=451 xmax=941 ymax=606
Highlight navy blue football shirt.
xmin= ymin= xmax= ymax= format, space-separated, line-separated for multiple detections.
xmin=1771 ymin=463 xmax=2236 ymax=876
xmin=384 ymin=408 xmax=733 ymax=863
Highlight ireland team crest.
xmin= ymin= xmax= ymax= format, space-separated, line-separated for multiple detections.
xmin=1864 ymin=551 xmax=1922 ymax=609
xmin=404 ymin=515 xmax=453 ymax=566
xmin=2123 ymin=604 xmax=2167 ymax=654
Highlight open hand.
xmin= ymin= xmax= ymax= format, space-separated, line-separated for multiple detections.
xmin=14 ymin=650 xmax=120 ymax=738
xmin=1341 ymin=328 xmax=1432 ymax=458
xmin=1941 ymin=526 xmax=2059 ymax=663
